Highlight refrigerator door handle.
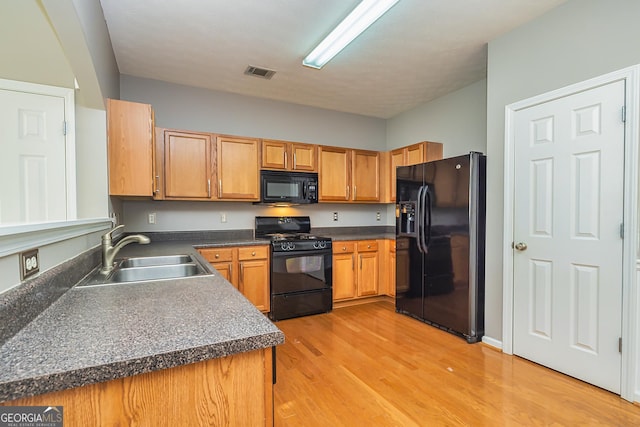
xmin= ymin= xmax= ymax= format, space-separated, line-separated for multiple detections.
xmin=415 ymin=185 xmax=424 ymax=254
xmin=418 ymin=185 xmax=429 ymax=254
xmin=425 ymin=185 xmax=432 ymax=248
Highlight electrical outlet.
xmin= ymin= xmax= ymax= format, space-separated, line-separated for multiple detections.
xmin=333 ymin=212 xmax=338 ymax=221
xmin=220 ymin=212 xmax=227 ymax=223
xmin=148 ymin=213 xmax=156 ymax=224
xmin=376 ymin=211 xmax=381 ymax=221
xmin=20 ymin=248 xmax=39 ymax=280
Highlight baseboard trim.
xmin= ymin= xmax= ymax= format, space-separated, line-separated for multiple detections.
xmin=481 ymin=336 xmax=503 ymax=351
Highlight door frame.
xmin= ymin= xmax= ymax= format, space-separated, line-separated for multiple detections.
xmin=502 ymin=66 xmax=640 ymax=402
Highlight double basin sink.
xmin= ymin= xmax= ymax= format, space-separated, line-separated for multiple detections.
xmin=77 ymin=254 xmax=211 ymax=287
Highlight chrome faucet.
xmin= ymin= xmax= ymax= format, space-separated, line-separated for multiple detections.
xmin=101 ymin=225 xmax=150 ymax=273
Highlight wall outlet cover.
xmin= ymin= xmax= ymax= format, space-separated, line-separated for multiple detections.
xmin=20 ymin=248 xmax=39 ymax=281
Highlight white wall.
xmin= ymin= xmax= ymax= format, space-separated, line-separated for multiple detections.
xmin=387 ymin=79 xmax=487 ymax=157
xmin=485 ymin=0 xmax=640 ymax=343
xmin=75 ymin=106 xmax=109 ymax=219
xmin=121 ymin=75 xmax=387 ymax=150
xmin=0 ymin=0 xmax=116 ymax=293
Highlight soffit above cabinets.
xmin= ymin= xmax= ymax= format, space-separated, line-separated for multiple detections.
xmin=99 ymin=0 xmax=567 ymax=119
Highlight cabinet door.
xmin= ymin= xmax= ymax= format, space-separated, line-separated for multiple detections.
xmin=217 ymin=136 xmax=260 ymax=200
xmin=406 ymin=142 xmax=426 ymax=166
xmin=239 ymin=259 xmax=270 ymax=313
xmin=261 ymin=139 xmax=287 ymax=170
xmin=212 ymin=262 xmax=235 ymax=287
xmin=107 ymin=99 xmax=154 ymax=196
xmin=164 ymin=130 xmax=213 ymax=199
xmin=291 ymin=143 xmax=316 ymax=171
xmin=333 ymin=252 xmax=356 ymax=301
xmin=357 ymin=251 xmax=379 ymax=297
xmin=389 ymin=148 xmax=405 ymax=202
xmin=356 ymin=240 xmax=379 ymax=297
xmin=388 ymin=250 xmax=397 ymax=297
xmin=351 ymin=150 xmax=380 ymax=201
xmin=318 ymin=146 xmax=350 ymax=201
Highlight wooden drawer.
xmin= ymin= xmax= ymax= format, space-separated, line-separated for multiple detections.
xmin=198 ymin=247 xmax=234 ymax=262
xmin=357 ymin=240 xmax=378 ymax=252
xmin=238 ymin=245 xmax=269 ymax=260
xmin=333 ymin=241 xmax=355 ymax=254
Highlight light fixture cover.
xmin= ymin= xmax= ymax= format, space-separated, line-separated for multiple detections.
xmin=303 ymin=0 xmax=400 ymax=69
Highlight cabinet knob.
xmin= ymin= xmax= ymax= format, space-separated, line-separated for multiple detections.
xmin=215 ymin=253 xmax=220 ymax=259
xmin=252 ymin=251 xmax=256 ymax=256
xmin=367 ymin=244 xmax=371 ymax=249
xmin=342 ymin=246 xmax=347 ymax=251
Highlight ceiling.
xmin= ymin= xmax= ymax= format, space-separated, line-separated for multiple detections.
xmin=99 ymin=0 xmax=566 ymax=119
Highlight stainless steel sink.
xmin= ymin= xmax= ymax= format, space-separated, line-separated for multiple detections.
xmin=111 ymin=263 xmax=202 ymax=282
xmin=118 ymin=255 xmax=193 ymax=268
xmin=76 ymin=254 xmax=211 ymax=287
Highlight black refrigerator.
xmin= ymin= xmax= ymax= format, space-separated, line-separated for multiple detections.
xmin=395 ymin=152 xmax=486 ymax=343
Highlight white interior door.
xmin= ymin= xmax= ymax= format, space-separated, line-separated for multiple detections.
xmin=0 ymin=89 xmax=66 ymax=224
xmin=512 ymin=80 xmax=625 ymax=393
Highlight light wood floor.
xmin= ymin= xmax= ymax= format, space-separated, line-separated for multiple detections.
xmin=273 ymin=301 xmax=640 ymax=426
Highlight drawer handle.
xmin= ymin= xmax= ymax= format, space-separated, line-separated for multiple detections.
xmin=215 ymin=253 xmax=220 ymax=259
xmin=252 ymin=251 xmax=256 ymax=256
xmin=367 ymin=244 xmax=371 ymax=249
xmin=342 ymin=246 xmax=347 ymax=251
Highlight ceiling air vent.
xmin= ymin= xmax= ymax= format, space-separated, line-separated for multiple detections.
xmin=244 ymin=65 xmax=276 ymax=80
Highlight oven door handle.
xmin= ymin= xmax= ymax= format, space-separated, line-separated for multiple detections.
xmin=271 ymin=249 xmax=333 ymax=258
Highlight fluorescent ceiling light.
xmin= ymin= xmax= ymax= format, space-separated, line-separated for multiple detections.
xmin=303 ymin=0 xmax=400 ymax=69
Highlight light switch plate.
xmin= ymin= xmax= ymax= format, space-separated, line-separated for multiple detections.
xmin=20 ymin=248 xmax=39 ymax=281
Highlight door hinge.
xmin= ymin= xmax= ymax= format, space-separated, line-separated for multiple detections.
xmin=622 ymin=106 xmax=626 ymax=123
xmin=619 ymin=337 xmax=622 ymax=353
xmin=620 ymin=223 xmax=624 ymax=239
xmin=63 ymin=121 xmax=67 ymax=135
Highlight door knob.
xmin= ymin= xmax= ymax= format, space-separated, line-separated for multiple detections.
xmin=514 ymin=242 xmax=528 ymax=251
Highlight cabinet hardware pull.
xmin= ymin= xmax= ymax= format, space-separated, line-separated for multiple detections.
xmin=284 ymin=152 xmax=287 ymax=169
xmin=154 ymin=175 xmax=160 ymax=194
xmin=346 ymin=186 xmax=350 ymax=199
xmin=293 ymin=153 xmax=297 ymax=169
xmin=219 ymin=179 xmax=222 ymax=197
xmin=207 ymin=179 xmax=211 ymax=198
xmin=367 ymin=244 xmax=371 ymax=249
xmin=354 ymin=186 xmax=357 ymax=200
xmin=342 ymin=246 xmax=347 ymax=251
xmin=215 ymin=253 xmax=220 ymax=259
xmin=360 ymin=256 xmax=362 ymax=270
xmin=352 ymin=254 xmax=354 ymax=269
xmin=252 ymin=251 xmax=256 ymax=256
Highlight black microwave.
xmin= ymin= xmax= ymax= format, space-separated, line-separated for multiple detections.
xmin=259 ymin=170 xmax=318 ymax=205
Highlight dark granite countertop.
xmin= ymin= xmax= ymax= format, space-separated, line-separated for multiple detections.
xmin=0 ymin=239 xmax=283 ymax=403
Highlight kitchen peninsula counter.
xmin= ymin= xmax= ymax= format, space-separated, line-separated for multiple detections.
xmin=0 ymin=238 xmax=283 ymax=404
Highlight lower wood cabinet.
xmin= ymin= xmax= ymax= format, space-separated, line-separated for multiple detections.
xmin=199 ymin=245 xmax=270 ymax=313
xmin=3 ymin=348 xmax=274 ymax=426
xmin=332 ymin=240 xmax=380 ymax=302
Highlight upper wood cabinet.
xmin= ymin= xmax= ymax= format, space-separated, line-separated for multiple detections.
xmin=107 ymin=99 xmax=156 ymax=197
xmin=216 ymin=135 xmax=260 ymax=200
xmin=160 ymin=129 xmax=214 ymax=200
xmin=261 ymin=139 xmax=316 ymax=171
xmin=318 ymin=146 xmax=351 ymax=201
xmin=318 ymin=146 xmax=380 ymax=202
xmin=387 ymin=141 xmax=443 ymax=202
xmin=351 ymin=149 xmax=380 ymax=201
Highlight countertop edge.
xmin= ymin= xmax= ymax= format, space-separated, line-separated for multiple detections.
xmin=1 ymin=330 xmax=284 ymax=403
